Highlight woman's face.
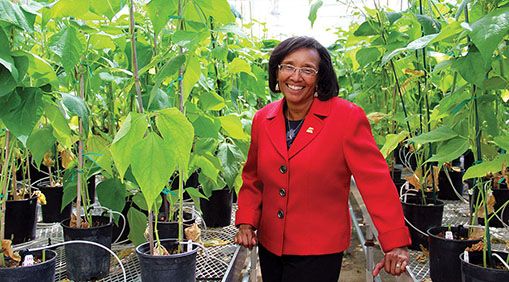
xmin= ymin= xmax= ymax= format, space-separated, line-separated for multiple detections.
xmin=277 ymin=48 xmax=320 ymax=107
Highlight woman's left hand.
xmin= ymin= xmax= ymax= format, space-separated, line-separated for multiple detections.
xmin=372 ymin=247 xmax=409 ymax=276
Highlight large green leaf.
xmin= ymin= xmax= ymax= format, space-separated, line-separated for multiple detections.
xmin=425 ymin=136 xmax=469 ymax=164
xmin=217 ymin=142 xmax=243 ymax=188
xmin=50 ymin=0 xmax=90 ymax=19
xmin=194 ymin=0 xmax=235 ymax=25
xmin=89 ymin=32 xmax=116 ymax=50
xmin=27 ymin=54 xmax=58 ymax=87
xmin=111 ymin=112 xmax=148 ymax=180
xmin=228 ymin=58 xmax=254 ymax=77
xmin=43 ymin=101 xmax=73 ymax=148
xmin=218 ymin=115 xmax=249 ymax=140
xmin=27 ymin=126 xmax=55 ymax=168
xmin=96 ymin=178 xmax=126 ymax=214
xmin=148 ymin=54 xmax=185 ymax=108
xmin=0 ymin=87 xmax=43 ymax=145
xmin=191 ymin=154 xmax=220 ymax=184
xmin=0 ymin=28 xmax=17 ymax=81
xmin=131 ymin=131 xmax=174 ymax=209
xmin=416 ymin=14 xmax=441 ymax=35
xmin=146 ymin=0 xmax=178 ymax=35
xmin=62 ymin=167 xmax=77 ymax=210
xmin=192 ymin=114 xmax=220 ymax=138
xmin=453 ymin=51 xmax=489 ymax=87
xmin=127 ymin=208 xmax=147 ymax=246
xmin=61 ymin=93 xmax=89 ymax=133
xmin=199 ymin=91 xmax=225 ymax=111
xmin=356 ymin=47 xmax=381 ymax=68
xmin=470 ymin=7 xmax=509 ymax=63
xmin=381 ymin=34 xmax=439 ymax=65
xmin=464 ymin=154 xmax=509 ymax=180
xmin=408 ymin=126 xmax=458 ymax=144
xmin=156 ymin=108 xmax=194 ymax=178
xmin=0 ymin=0 xmax=35 ymax=32
xmin=49 ymin=26 xmax=85 ymax=74
xmin=90 ymin=0 xmax=124 ymax=20
xmin=87 ymin=135 xmax=113 ymax=176
xmin=124 ymin=41 xmax=153 ymax=71
xmin=0 ymin=65 xmax=16 ymax=97
xmin=308 ymin=0 xmax=323 ymax=28
xmin=494 ymin=136 xmax=509 ymax=152
xmin=173 ymin=30 xmax=209 ymax=50
xmin=353 ymin=21 xmax=378 ymax=36
xmin=380 ymin=131 xmax=409 ymax=159
xmin=182 ymin=56 xmax=201 ymax=101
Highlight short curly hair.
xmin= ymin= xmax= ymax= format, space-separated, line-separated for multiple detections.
xmin=268 ymin=36 xmax=339 ymax=101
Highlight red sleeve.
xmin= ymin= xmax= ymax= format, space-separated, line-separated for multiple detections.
xmin=235 ymin=112 xmax=263 ymax=229
xmin=343 ymin=104 xmax=411 ymax=252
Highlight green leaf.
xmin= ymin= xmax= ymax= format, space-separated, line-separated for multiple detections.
xmin=27 ymin=126 xmax=55 ymax=168
xmin=149 ymin=54 xmax=185 ymax=108
xmin=355 ymin=47 xmax=381 ymax=68
xmin=0 ymin=0 xmax=35 ymax=32
xmin=146 ymin=0 xmax=178 ymax=35
xmin=308 ymin=0 xmax=323 ymax=28
xmin=62 ymin=93 xmax=88 ymax=120
xmin=27 ymin=54 xmax=58 ymax=87
xmin=218 ymin=115 xmax=249 ymax=140
xmin=124 ymin=41 xmax=152 ymax=71
xmin=194 ymin=0 xmax=235 ymax=25
xmin=49 ymin=26 xmax=85 ymax=74
xmin=156 ymin=108 xmax=194 ymax=178
xmin=416 ymin=14 xmax=441 ymax=35
xmin=96 ymin=178 xmax=126 ymax=213
xmin=470 ymin=7 xmax=509 ymax=63
xmin=111 ymin=112 xmax=148 ymax=180
xmin=182 ymin=56 xmax=201 ymax=101
xmin=199 ymin=91 xmax=225 ymax=111
xmin=0 ymin=65 xmax=16 ymax=97
xmin=172 ymin=30 xmax=209 ymax=50
xmin=380 ymin=131 xmax=409 ymax=159
xmin=131 ymin=131 xmax=174 ymax=209
xmin=0 ymin=29 xmax=17 ymax=81
xmin=89 ymin=32 xmax=116 ymax=50
xmin=453 ymin=51 xmax=488 ymax=87
xmin=62 ymin=167 xmax=77 ymax=210
xmin=381 ymin=34 xmax=439 ymax=66
xmin=86 ymin=135 xmax=113 ymax=176
xmin=482 ymin=76 xmax=508 ymax=90
xmin=192 ymin=154 xmax=219 ymax=183
xmin=43 ymin=101 xmax=73 ymax=148
xmin=50 ymin=0 xmax=90 ymax=19
xmin=217 ymin=142 xmax=243 ymax=188
xmin=185 ymin=187 xmax=206 ymax=199
xmin=408 ymin=126 xmax=458 ymax=144
xmin=228 ymin=58 xmax=254 ymax=77
xmin=0 ymin=87 xmax=43 ymax=145
xmin=431 ymin=20 xmax=462 ymax=43
xmin=464 ymin=154 xmax=509 ymax=180
xmin=353 ymin=21 xmax=378 ymax=36
xmin=193 ymin=114 xmax=220 ymax=138
xmin=127 ymin=207 xmax=148 ymax=246
xmin=90 ymin=0 xmax=124 ymax=20
xmin=425 ymin=136 xmax=469 ymax=164
xmin=494 ymin=136 xmax=509 ymax=152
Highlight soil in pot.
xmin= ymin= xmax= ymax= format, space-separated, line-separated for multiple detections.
xmin=460 ymin=251 xmax=509 ymax=282
xmin=5 ymin=196 xmax=38 ymax=244
xmin=33 ymin=180 xmax=72 ymax=223
xmin=61 ymin=216 xmax=113 ymax=281
xmin=427 ymin=226 xmax=483 ymax=282
xmin=0 ymin=249 xmax=58 ymax=282
xmin=200 ymin=188 xmax=233 ymax=227
xmin=438 ymin=167 xmax=464 ymax=200
xmin=401 ymin=195 xmax=444 ymax=250
xmin=156 ymin=211 xmax=196 ymax=240
xmin=136 ymin=238 xmax=198 ymax=282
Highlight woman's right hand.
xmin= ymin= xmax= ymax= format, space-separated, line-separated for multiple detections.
xmin=234 ymin=224 xmax=257 ymax=249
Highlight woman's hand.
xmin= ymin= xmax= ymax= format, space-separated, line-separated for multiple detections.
xmin=372 ymin=247 xmax=409 ymax=276
xmin=234 ymin=224 xmax=257 ymax=249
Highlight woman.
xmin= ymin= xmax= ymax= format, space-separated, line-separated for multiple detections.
xmin=234 ymin=36 xmax=411 ymax=281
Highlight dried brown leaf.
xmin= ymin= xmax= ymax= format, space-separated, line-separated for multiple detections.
xmin=2 ymin=240 xmax=21 ymax=262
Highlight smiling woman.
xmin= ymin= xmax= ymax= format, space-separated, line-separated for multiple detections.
xmin=234 ymin=36 xmax=411 ymax=282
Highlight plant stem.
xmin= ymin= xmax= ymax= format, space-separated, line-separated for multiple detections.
xmin=75 ymin=69 xmax=85 ymax=228
xmin=129 ymin=0 xmax=144 ymax=114
xmin=0 ymin=131 xmax=12 ymax=242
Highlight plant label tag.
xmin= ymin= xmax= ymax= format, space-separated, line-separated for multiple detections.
xmin=187 ymin=240 xmax=192 ymax=252
xmin=445 ymin=231 xmax=454 ymax=240
xmin=22 ymin=254 xmax=34 ymax=266
xmin=463 ymin=251 xmax=469 ymax=263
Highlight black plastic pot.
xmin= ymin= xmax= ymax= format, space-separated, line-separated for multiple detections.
xmin=200 ymin=188 xmax=233 ymax=227
xmin=136 ymin=239 xmax=198 ymax=282
xmin=401 ymin=195 xmax=444 ymax=250
xmin=438 ymin=168 xmax=464 ymax=200
xmin=156 ymin=211 xmax=196 ymax=239
xmin=0 ymin=249 xmax=57 ymax=282
xmin=390 ymin=167 xmax=402 ymax=181
xmin=460 ymin=251 xmax=509 ymax=282
xmin=393 ymin=178 xmax=407 ymax=195
xmin=5 ymin=196 xmax=38 ymax=244
xmin=61 ymin=216 xmax=113 ymax=281
xmin=34 ymin=181 xmax=72 ymax=223
xmin=427 ymin=226 xmax=482 ymax=282
xmin=394 ymin=144 xmax=417 ymax=170
xmin=111 ymin=198 xmax=132 ymax=243
xmin=87 ymin=175 xmax=96 ymax=204
xmin=492 ymin=188 xmax=509 ymax=227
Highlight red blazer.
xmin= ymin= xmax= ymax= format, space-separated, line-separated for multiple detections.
xmin=235 ymin=97 xmax=411 ymax=256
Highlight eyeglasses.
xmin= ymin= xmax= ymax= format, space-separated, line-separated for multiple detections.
xmin=278 ymin=64 xmax=318 ymax=77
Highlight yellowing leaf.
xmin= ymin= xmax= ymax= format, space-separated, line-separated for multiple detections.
xmin=501 ymin=89 xmax=509 ymax=102
xmin=60 ymin=149 xmax=75 ymax=169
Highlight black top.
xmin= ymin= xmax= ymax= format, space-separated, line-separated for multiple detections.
xmin=285 ymin=117 xmax=304 ymax=148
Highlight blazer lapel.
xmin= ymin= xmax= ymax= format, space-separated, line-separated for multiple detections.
xmin=265 ymin=99 xmax=288 ymax=160
xmin=288 ymin=98 xmax=331 ymax=159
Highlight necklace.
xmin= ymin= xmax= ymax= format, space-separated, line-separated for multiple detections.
xmin=286 ymin=114 xmax=304 ymax=144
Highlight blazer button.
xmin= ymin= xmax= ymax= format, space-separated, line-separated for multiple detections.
xmin=277 ymin=210 xmax=284 ymax=219
xmin=279 ymin=165 xmax=287 ymax=174
xmin=279 ymin=188 xmax=286 ymax=197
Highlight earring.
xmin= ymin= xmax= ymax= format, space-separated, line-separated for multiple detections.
xmin=314 ymin=91 xmax=318 ymax=97
xmin=275 ymin=82 xmax=280 ymax=91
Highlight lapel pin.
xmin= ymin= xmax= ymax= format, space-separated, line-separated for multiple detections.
xmin=306 ymin=127 xmax=314 ymax=134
